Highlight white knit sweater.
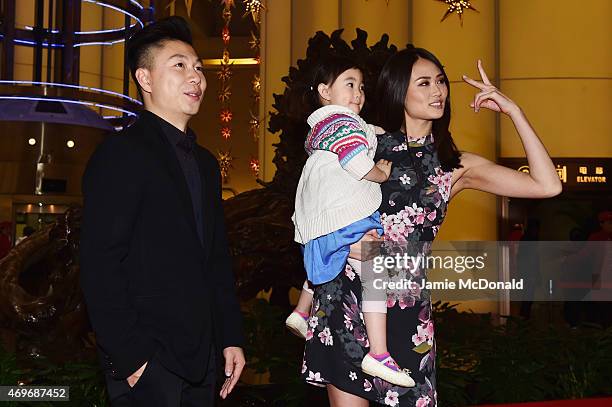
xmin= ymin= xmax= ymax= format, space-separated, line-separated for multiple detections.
xmin=292 ymin=105 xmax=382 ymax=244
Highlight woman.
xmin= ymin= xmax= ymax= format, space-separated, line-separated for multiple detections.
xmin=300 ymin=47 xmax=561 ymax=406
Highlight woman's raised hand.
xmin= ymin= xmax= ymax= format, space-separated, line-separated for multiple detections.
xmin=462 ymin=60 xmax=519 ymax=116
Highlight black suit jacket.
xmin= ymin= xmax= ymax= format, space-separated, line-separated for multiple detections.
xmin=80 ymin=111 xmax=244 ymax=383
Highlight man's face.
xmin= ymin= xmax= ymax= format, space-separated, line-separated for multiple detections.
xmin=137 ymin=40 xmax=206 ymax=124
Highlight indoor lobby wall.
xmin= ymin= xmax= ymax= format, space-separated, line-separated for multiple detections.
xmin=258 ymin=0 xmax=610 ymax=314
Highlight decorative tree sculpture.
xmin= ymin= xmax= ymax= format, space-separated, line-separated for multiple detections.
xmin=224 ymin=29 xmax=398 ymax=305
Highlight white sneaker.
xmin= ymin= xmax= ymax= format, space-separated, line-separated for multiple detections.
xmin=361 ymin=353 xmax=416 ymax=387
xmin=285 ymin=311 xmax=308 ymax=338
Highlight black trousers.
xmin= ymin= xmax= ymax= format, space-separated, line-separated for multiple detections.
xmin=104 ymin=349 xmax=216 ymax=407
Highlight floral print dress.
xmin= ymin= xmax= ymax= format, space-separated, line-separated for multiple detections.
xmin=301 ymin=131 xmax=452 ymax=406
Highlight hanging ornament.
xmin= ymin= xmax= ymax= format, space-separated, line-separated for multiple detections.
xmin=222 ymin=26 xmax=231 ymax=45
xmin=216 ymin=65 xmax=232 ymax=82
xmin=248 ymin=31 xmax=260 ymax=50
xmin=222 ymin=50 xmax=231 ymax=65
xmin=251 ymin=74 xmax=261 ymax=94
xmin=217 ymin=150 xmax=234 ymax=183
xmin=221 ymin=127 xmax=232 ymax=140
xmin=243 ymin=0 xmax=264 ymax=24
xmin=222 ymin=8 xmax=233 ymax=23
xmin=249 ymin=157 xmax=260 ymax=178
xmin=248 ymin=111 xmax=260 ymax=140
xmin=220 ymin=109 xmax=233 ymax=123
xmin=217 ymin=86 xmax=232 ymax=103
xmin=436 ymin=0 xmax=478 ymax=26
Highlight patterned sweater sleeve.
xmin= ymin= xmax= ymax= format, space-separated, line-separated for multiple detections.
xmin=308 ymin=113 xmax=374 ymax=180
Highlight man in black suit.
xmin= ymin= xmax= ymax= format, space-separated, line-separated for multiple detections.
xmin=80 ymin=17 xmax=245 ymax=406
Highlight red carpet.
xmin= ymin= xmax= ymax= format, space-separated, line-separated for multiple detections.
xmin=476 ymin=398 xmax=612 ymax=407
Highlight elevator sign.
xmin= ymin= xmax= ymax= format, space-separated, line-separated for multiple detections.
xmin=502 ymin=158 xmax=611 ymax=192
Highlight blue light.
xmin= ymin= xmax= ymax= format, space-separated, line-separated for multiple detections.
xmin=74 ymin=39 xmax=125 ymax=47
xmin=95 ymin=103 xmax=137 ymax=116
xmin=75 ymin=23 xmax=137 ymax=35
xmin=0 ymin=80 xmax=142 ymax=105
xmin=89 ymin=87 xmax=142 ymax=105
xmin=130 ymin=0 xmax=144 ymax=10
xmin=0 ymin=95 xmax=137 ymax=117
xmin=11 ymin=38 xmax=64 ymax=48
xmin=82 ymin=0 xmax=144 ymax=28
xmin=0 ymin=95 xmax=94 ymax=106
xmin=24 ymin=25 xmax=60 ymax=34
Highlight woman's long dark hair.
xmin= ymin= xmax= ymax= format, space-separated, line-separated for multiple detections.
xmin=376 ymin=46 xmax=461 ymax=171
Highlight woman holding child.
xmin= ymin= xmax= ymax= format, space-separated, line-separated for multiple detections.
xmin=294 ymin=46 xmax=561 ymax=406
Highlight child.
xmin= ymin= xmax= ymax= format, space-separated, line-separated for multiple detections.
xmin=286 ymin=53 xmax=415 ymax=387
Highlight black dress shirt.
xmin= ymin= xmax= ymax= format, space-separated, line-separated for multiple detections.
xmin=156 ymin=115 xmax=204 ymax=245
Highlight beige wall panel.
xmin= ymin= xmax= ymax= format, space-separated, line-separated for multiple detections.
xmin=14 ymin=63 xmax=33 ymax=81
xmin=448 ymin=83 xmax=496 ymax=159
xmin=79 ymin=71 xmax=102 ymax=88
xmin=14 ymin=0 xmax=35 ymax=28
xmin=80 ymin=1 xmax=103 ymax=33
xmin=500 ymin=79 xmax=612 ymax=158
xmin=79 ymin=46 xmax=102 ymax=87
xmin=412 ymin=0 xmax=497 ymax=242
xmin=291 ymin=0 xmax=339 ymax=64
xmin=412 ymin=0 xmax=495 ymax=82
xmin=500 ymin=0 xmax=612 ymax=78
xmin=14 ymin=47 xmax=33 ymax=69
xmin=340 ymin=0 xmax=410 ymax=47
xmin=101 ymin=7 xmax=126 ymax=87
xmin=260 ymin=0 xmax=292 ymax=182
xmin=437 ymin=191 xmax=497 ymax=240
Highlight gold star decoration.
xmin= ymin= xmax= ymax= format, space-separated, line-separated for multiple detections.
xmin=251 ymin=74 xmax=261 ymax=94
xmin=249 ymin=157 xmax=260 ymax=178
xmin=248 ymin=111 xmax=260 ymax=140
xmin=222 ymin=26 xmax=231 ymax=45
xmin=243 ymin=0 xmax=265 ymax=24
xmin=217 ymin=86 xmax=232 ymax=103
xmin=219 ymin=109 xmax=233 ymax=123
xmin=248 ymin=31 xmax=260 ymax=50
xmin=437 ymin=0 xmax=478 ymax=26
xmin=216 ymin=65 xmax=232 ymax=82
xmin=217 ymin=150 xmax=234 ymax=182
xmin=221 ymin=126 xmax=232 ymax=140
xmin=222 ymin=8 xmax=232 ymax=23
xmin=222 ymin=50 xmax=231 ymax=65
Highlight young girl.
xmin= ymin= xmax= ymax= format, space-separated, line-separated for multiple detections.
xmin=286 ymin=53 xmax=415 ymax=387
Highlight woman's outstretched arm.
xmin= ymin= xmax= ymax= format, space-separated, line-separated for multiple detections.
xmin=450 ymin=60 xmax=562 ymax=199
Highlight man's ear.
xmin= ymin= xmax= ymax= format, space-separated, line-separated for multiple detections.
xmin=135 ymin=67 xmax=152 ymax=94
xmin=317 ymin=83 xmax=331 ymax=103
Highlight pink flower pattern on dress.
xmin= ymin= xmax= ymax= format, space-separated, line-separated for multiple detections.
xmin=412 ymin=320 xmax=434 ymax=347
xmin=428 ymin=167 xmax=452 ymax=202
xmin=416 ymin=395 xmax=432 ymax=407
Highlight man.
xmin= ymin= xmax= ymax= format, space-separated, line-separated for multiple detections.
xmin=80 ymin=17 xmax=245 ymax=406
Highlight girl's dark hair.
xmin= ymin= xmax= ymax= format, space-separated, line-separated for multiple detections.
xmin=126 ymin=16 xmax=193 ymax=98
xmin=304 ymin=52 xmax=363 ymax=115
xmin=376 ymin=46 xmax=461 ymax=171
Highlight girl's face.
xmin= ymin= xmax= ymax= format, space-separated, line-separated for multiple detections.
xmin=404 ymin=58 xmax=448 ymax=122
xmin=317 ymin=68 xmax=365 ymax=115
